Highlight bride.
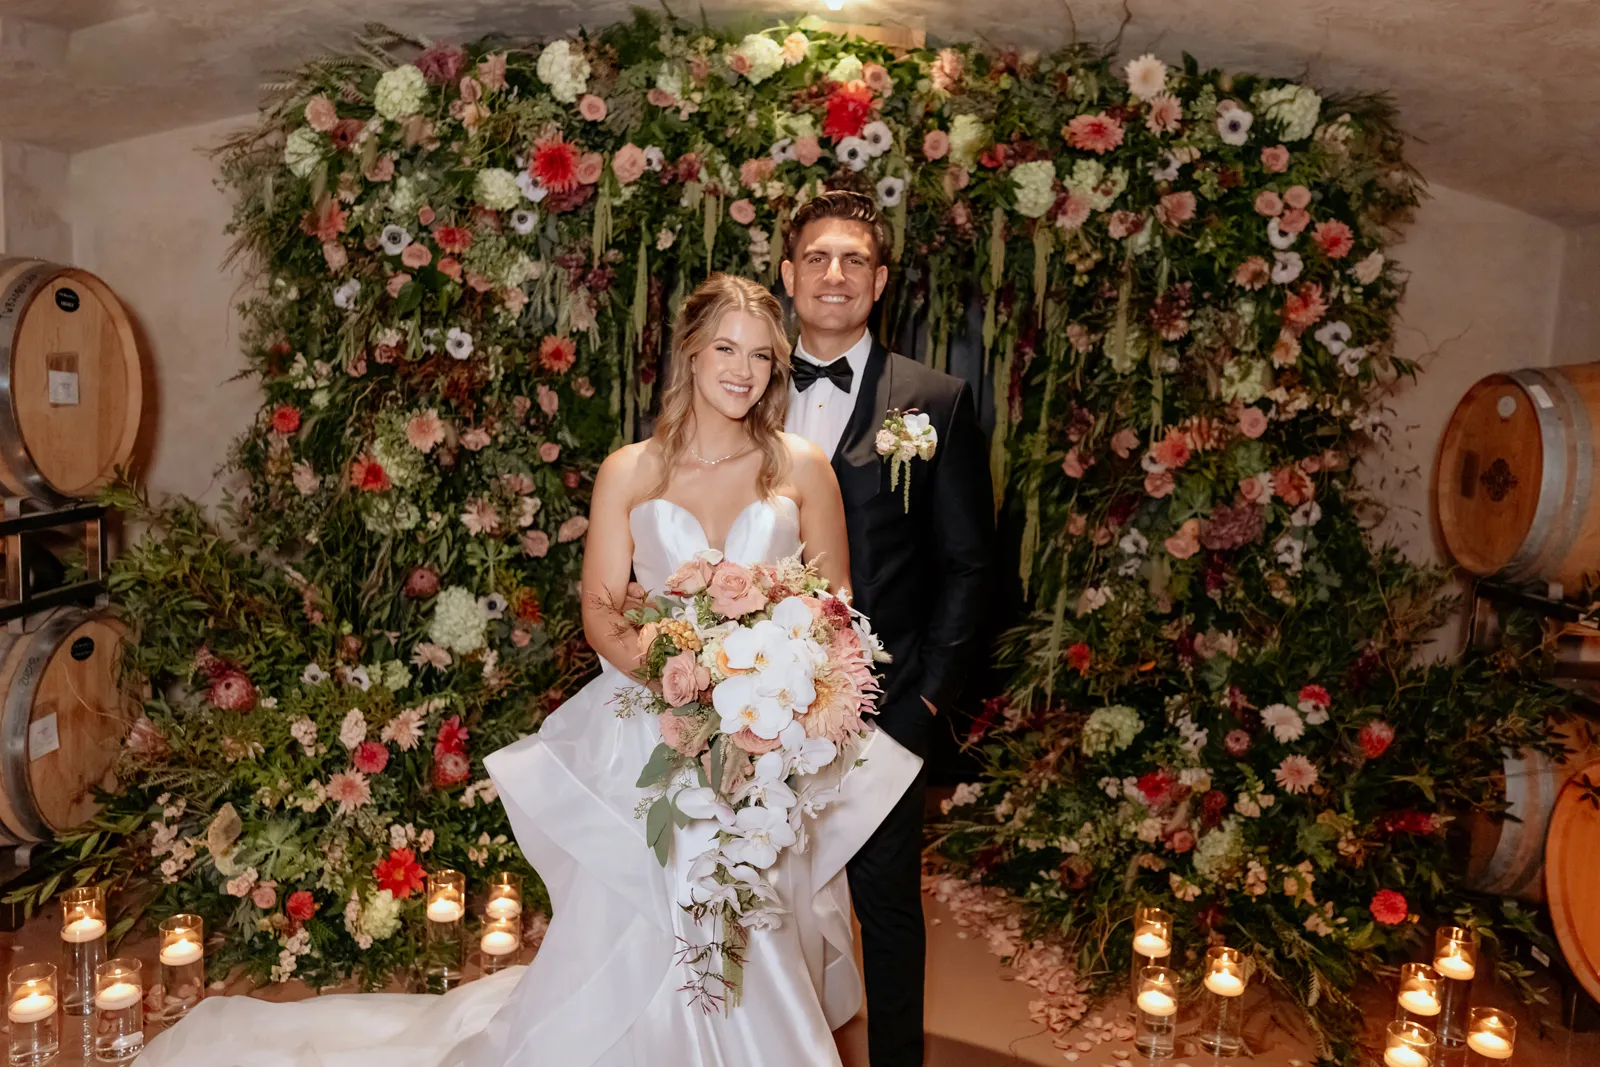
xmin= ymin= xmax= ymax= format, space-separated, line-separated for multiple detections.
xmin=137 ymin=274 xmax=921 ymax=1067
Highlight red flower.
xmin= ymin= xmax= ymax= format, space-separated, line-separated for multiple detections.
xmin=329 ymin=118 xmax=366 ymax=152
xmin=353 ymin=740 xmax=390 ymax=775
xmin=432 ymin=750 xmax=471 ymax=788
xmin=530 ymin=135 xmax=579 ymax=193
xmin=373 ymin=848 xmax=426 ymax=899
xmin=271 ymin=405 xmax=301 ymax=434
xmin=1369 ymin=889 xmax=1408 ymax=925
xmin=822 ymin=81 xmax=874 ymax=142
xmin=286 ymin=890 xmax=317 ymax=923
xmin=1380 ymin=810 xmax=1436 ymax=836
xmin=675 ymin=152 xmax=702 ymax=184
xmin=1064 ymin=112 xmax=1125 ymax=154
xmin=1151 ymin=428 xmax=1192 ymax=469
xmin=349 ymin=455 xmax=391 ymax=493
xmin=1312 ymin=219 xmax=1355 ymax=259
xmin=435 ymin=715 xmax=470 ymax=755
xmin=1358 ymin=720 xmax=1395 ymax=759
xmin=1137 ymin=770 xmax=1174 ymax=806
xmin=512 ymin=589 xmax=544 ymax=624
xmin=415 ymin=44 xmax=467 ymax=86
xmin=404 ymin=566 xmax=440 ymax=599
xmin=1224 ymin=729 xmax=1251 ymax=757
xmin=1282 ymin=282 xmax=1328 ymax=331
xmin=1201 ymin=789 xmax=1229 ymax=827
xmin=538 ymin=335 xmax=577 ymax=374
xmin=1298 ymin=684 xmax=1331 ymax=710
xmin=432 ymin=225 xmax=473 ymax=255
xmin=979 ymin=142 xmax=1011 ymax=169
xmin=1065 ymin=642 xmax=1093 ymax=675
xmin=208 ymin=669 xmax=257 ymax=712
xmin=300 ymin=198 xmax=347 ymax=243
xmin=1166 ymin=829 xmax=1196 ymax=853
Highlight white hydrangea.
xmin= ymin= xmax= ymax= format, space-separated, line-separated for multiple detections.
xmin=829 ymin=53 xmax=864 ymax=84
xmin=733 ymin=34 xmax=785 ymax=84
xmin=536 ymin=39 xmax=591 ymax=104
xmin=389 ymin=175 xmax=423 ymax=217
xmin=1220 ymin=357 xmax=1272 ymax=405
xmin=947 ymin=114 xmax=989 ymax=169
xmin=1081 ymin=705 xmax=1143 ymax=756
xmin=381 ymin=660 xmax=412 ymax=692
xmin=356 ymin=888 xmax=403 ymax=941
xmin=1253 ymin=84 xmax=1323 ymax=142
xmin=474 ymin=168 xmax=522 ymax=211
xmin=428 ymin=586 xmax=488 ymax=654
xmin=1067 ymin=159 xmax=1129 ymax=212
xmin=1011 ymin=160 xmax=1057 ymax=219
xmin=373 ymin=65 xmax=429 ymax=121
xmin=1191 ymin=818 xmax=1245 ymax=884
xmin=655 ymin=64 xmax=684 ymax=98
xmin=284 ymin=127 xmax=323 ymax=178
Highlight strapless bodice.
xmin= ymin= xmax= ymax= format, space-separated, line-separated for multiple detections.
xmin=628 ymin=497 xmax=801 ymax=594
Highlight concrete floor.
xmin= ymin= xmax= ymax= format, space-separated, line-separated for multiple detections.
xmin=1 ymin=893 xmax=1596 ymax=1065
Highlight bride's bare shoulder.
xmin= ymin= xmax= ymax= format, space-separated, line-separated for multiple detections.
xmin=595 ymin=441 xmax=663 ymax=507
xmin=779 ymin=431 xmax=830 ymax=471
xmin=779 ymin=433 xmax=838 ymax=503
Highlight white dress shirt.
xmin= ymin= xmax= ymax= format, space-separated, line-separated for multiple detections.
xmin=785 ymin=330 xmax=873 ymax=460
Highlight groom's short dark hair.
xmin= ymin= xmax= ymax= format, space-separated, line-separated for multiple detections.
xmin=784 ymin=190 xmax=889 ymax=267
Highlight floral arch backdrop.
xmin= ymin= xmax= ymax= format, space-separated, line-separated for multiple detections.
xmin=13 ymin=12 xmax=1563 ymax=1060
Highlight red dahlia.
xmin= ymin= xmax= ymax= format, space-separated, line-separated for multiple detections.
xmin=1358 ymin=720 xmax=1395 ymax=759
xmin=822 ymin=81 xmax=874 ymax=142
xmin=373 ymin=847 xmax=426 ymax=899
xmin=432 ymin=750 xmax=471 ymax=788
xmin=1369 ymin=889 xmax=1408 ymax=925
xmin=207 ymin=669 xmax=257 ymax=712
xmin=353 ymin=740 xmax=390 ymax=775
xmin=529 ymin=136 xmax=579 ymax=193
xmin=432 ymin=225 xmax=473 ymax=255
xmin=538 ymin=335 xmax=577 ymax=373
xmin=285 ymin=890 xmax=317 ymax=923
xmin=270 ymin=405 xmax=301 ymax=434
xmin=1065 ymin=642 xmax=1092 ymax=674
xmin=349 ymin=455 xmax=391 ymax=493
xmin=435 ymin=714 xmax=470 ymax=755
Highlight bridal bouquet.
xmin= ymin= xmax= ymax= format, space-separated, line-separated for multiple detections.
xmin=623 ymin=550 xmax=888 ymax=1012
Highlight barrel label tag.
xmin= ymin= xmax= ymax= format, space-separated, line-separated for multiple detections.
xmin=1531 ymin=946 xmax=1551 ymax=967
xmin=69 ymin=636 xmax=93 ymax=661
xmin=53 ymin=287 xmax=79 ymax=313
xmin=1528 ymin=383 xmax=1554 ymax=409
xmin=48 ymin=353 xmax=79 ymax=406
xmin=27 ymin=713 xmax=58 ymax=761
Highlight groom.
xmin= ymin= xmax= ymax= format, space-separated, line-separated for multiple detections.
xmin=780 ymin=191 xmax=993 ymax=1066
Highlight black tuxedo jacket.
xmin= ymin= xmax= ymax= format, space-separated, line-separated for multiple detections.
xmin=827 ymin=339 xmax=993 ymax=748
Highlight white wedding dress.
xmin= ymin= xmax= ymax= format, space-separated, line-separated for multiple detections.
xmin=138 ymin=496 xmax=921 ymax=1067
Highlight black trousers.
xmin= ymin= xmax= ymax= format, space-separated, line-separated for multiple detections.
xmin=846 ymin=701 xmax=928 ymax=1067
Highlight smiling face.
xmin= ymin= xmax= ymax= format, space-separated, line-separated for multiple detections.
xmin=780 ymin=217 xmax=890 ymax=342
xmin=690 ymin=309 xmax=777 ymax=422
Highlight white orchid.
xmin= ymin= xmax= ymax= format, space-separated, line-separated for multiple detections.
xmin=779 ymin=721 xmax=837 ymax=776
xmin=724 ymin=806 xmax=797 ymax=868
xmin=675 ymin=786 xmax=735 ymax=826
xmin=712 ymin=673 xmax=791 ymax=739
xmin=769 ymin=598 xmax=814 ymax=642
xmin=720 ymin=620 xmax=788 ymax=671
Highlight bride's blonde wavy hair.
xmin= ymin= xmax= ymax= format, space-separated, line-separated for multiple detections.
xmin=650 ymin=274 xmax=793 ymax=499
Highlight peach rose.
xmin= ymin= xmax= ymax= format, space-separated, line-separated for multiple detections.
xmin=1144 ymin=470 xmax=1175 ymax=498
xmin=636 ymin=622 xmax=662 ymax=660
xmin=305 ymin=96 xmax=338 ymax=132
xmin=576 ymin=153 xmax=604 ymax=186
xmin=1254 ymin=190 xmax=1284 ymax=217
xmin=729 ymin=198 xmax=756 ymax=225
xmin=662 ymin=652 xmax=711 ymax=708
xmin=647 ymin=87 xmax=676 ymax=108
xmin=578 ymin=94 xmax=608 ymax=122
xmin=1261 ymin=145 xmax=1290 ymax=173
xmin=400 ymin=243 xmax=432 ymax=269
xmin=1284 ymin=185 xmax=1312 ymax=210
xmin=665 ymin=558 xmax=713 ymax=596
xmin=1238 ymin=406 xmax=1268 ymax=439
xmin=1165 ymin=518 xmax=1201 ymax=559
xmin=923 ymin=129 xmax=950 ymax=161
xmin=437 ymin=257 xmax=462 ymax=281
xmin=613 ymin=144 xmax=647 ymax=185
xmin=709 ymin=563 xmax=767 ymax=618
xmin=659 ymin=709 xmax=709 ymax=755
xmin=730 ymin=728 xmax=782 ymax=755
xmin=794 ymin=136 xmax=822 ymax=166
xmin=1110 ymin=427 xmax=1141 ymax=459
xmin=386 ymin=272 xmax=411 ymax=297
xmin=1279 ymin=207 xmax=1310 ymax=235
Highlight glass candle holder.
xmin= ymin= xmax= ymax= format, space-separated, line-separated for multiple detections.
xmin=1133 ymin=965 xmax=1179 ymax=1060
xmin=424 ymin=869 xmax=466 ymax=991
xmin=484 ymin=872 xmax=523 ymax=921
xmin=92 ymin=959 xmax=143 ymax=1063
xmin=1384 ymin=1020 xmax=1436 ymax=1067
xmin=1466 ymin=1007 xmax=1516 ymax=1064
xmin=8 ymin=962 xmax=60 ymax=1067
xmin=478 ymin=917 xmax=521 ymax=974
xmin=1395 ymin=962 xmax=1443 ymax=1025
xmin=1197 ymin=945 xmax=1247 ymax=1056
xmin=1128 ymin=904 xmax=1173 ymax=1013
xmin=59 ymin=886 xmax=107 ymax=1016
xmin=1432 ymin=926 xmax=1480 ymax=1048
xmin=157 ymin=914 xmax=205 ymax=1021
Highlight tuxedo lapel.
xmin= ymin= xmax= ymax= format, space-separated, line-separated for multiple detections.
xmin=832 ymin=339 xmax=894 ymax=468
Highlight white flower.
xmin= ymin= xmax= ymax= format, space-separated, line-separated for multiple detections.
xmin=769 ymin=137 xmax=796 ymax=164
xmin=339 ymin=708 xmax=367 ymax=749
xmin=332 ymin=280 xmax=361 ymax=310
xmin=1011 ymin=160 xmax=1057 ymax=219
xmin=479 ymin=593 xmax=507 ymax=620
xmin=1192 ymin=819 xmax=1244 ymax=883
xmin=713 ymin=673 xmax=791 ymax=740
xmin=731 ymin=34 xmax=785 ymax=84
xmin=769 ymin=599 xmax=814 ymax=641
xmin=1275 ymin=533 xmax=1305 ymax=575
xmin=445 ymin=327 xmax=474 ymax=360
xmin=1150 ymin=153 xmax=1181 ymax=182
xmin=741 ymin=752 xmax=798 ymax=810
xmin=1313 ymin=321 xmax=1352 ymax=354
xmin=1216 ymin=103 xmax=1254 ymax=146
xmin=380 ymin=225 xmax=411 ymax=256
xmin=1270 ymin=251 xmax=1303 ymax=284
xmin=654 ymin=64 xmax=683 ymax=99
xmin=642 ymin=145 xmax=665 ymax=172
xmin=948 ymin=114 xmax=988 ymax=169
xmin=756 ymin=658 xmax=816 ymax=718
xmin=1119 ymin=528 xmax=1149 ymax=556
xmin=474 ymin=168 xmax=522 ymax=211
xmin=721 ymin=621 xmax=789 ymax=672
xmin=829 ymin=53 xmax=864 ymax=83
xmin=875 ymin=176 xmax=905 ymax=208
xmin=1338 ymin=346 xmax=1367 ymax=377
xmin=1291 ymin=501 xmax=1322 ymax=528
xmin=345 ymin=665 xmax=372 ymax=692
xmin=536 ymin=40 xmax=590 ymax=104
xmin=1076 ymin=585 xmax=1111 ymax=615
xmin=676 ymin=787 xmax=735 ymax=826
xmin=1169 ymin=874 xmax=1202 ymax=902
xmin=284 ymin=127 xmax=323 ymax=178
xmin=1351 ymin=250 xmax=1385 ymax=285
xmin=1082 ymin=705 xmax=1142 ymax=755
xmin=656 ymin=228 xmax=676 ymax=251
xmin=428 ymin=587 xmax=488 ymax=654
xmin=511 ymin=209 xmax=538 ymax=235
xmin=836 ymin=137 xmax=870 ymax=171
xmin=1267 ymin=217 xmax=1298 ymax=250
xmin=514 ymin=170 xmax=547 ymax=203
xmin=1124 ymin=54 xmax=1167 ymax=100
xmin=290 ymin=717 xmax=317 ymax=752
xmin=861 ymin=121 xmax=893 ymax=157
xmin=301 ymin=663 xmax=329 ymax=685
xmin=1261 ymin=702 xmax=1305 ymax=743
xmin=373 ymin=65 xmax=429 ymax=121
xmin=778 ymin=720 xmax=837 ymax=776
xmin=1253 ymin=84 xmax=1322 ymax=142
xmin=725 ymin=806 xmax=797 ymax=869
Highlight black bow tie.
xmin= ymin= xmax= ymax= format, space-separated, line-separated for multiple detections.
xmin=792 ymin=356 xmax=854 ymax=394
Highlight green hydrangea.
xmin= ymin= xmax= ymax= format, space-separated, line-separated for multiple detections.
xmin=429 ymin=587 xmax=487 ymax=654
xmin=1192 ymin=818 xmax=1245 ymax=884
xmin=359 ymin=495 xmax=421 ymax=535
xmin=463 ymin=234 xmax=526 ymax=289
xmin=1081 ymin=704 xmax=1143 ymax=755
xmin=380 ymin=660 xmax=412 ymax=692
xmin=373 ymin=65 xmax=429 ymax=121
xmin=736 ymin=34 xmax=786 ymax=84
xmin=284 ymin=127 xmax=323 ymax=179
xmin=1253 ymin=84 xmax=1322 ymax=142
xmin=828 ymin=53 xmax=864 ymax=84
xmin=474 ymin=168 xmax=522 ymax=212
xmin=948 ymin=115 xmax=989 ymax=169
xmin=1012 ymin=161 xmax=1058 ymax=219
xmin=358 ymin=888 xmax=403 ymax=941
xmin=1220 ymin=357 xmax=1272 ymax=404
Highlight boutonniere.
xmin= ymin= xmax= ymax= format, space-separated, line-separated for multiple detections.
xmin=875 ymin=409 xmax=938 ymax=511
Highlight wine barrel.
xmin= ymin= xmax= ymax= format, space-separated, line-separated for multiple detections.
xmin=1436 ymin=363 xmax=1600 ymax=592
xmin=1546 ymin=759 xmax=1600 ymax=1003
xmin=1463 ymin=719 xmax=1592 ymax=902
xmin=0 ymin=608 xmax=134 ymax=844
xmin=0 ymin=259 xmax=142 ymax=504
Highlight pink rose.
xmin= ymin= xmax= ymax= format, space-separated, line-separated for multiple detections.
xmin=304 ymin=95 xmax=338 ymax=132
xmin=647 ymin=87 xmax=676 ymax=108
xmin=708 ymin=563 xmax=767 ymax=618
xmin=387 ymin=272 xmax=411 ymax=297
xmin=401 ymin=243 xmax=432 ymax=269
xmin=537 ymin=384 xmax=559 ymax=416
xmin=1061 ymin=448 xmax=1089 ymax=478
xmin=728 ymin=52 xmax=751 ymax=76
xmin=1284 ymin=185 xmax=1312 ymax=210
xmin=576 ymin=153 xmax=604 ymax=185
xmin=1261 ymin=145 xmax=1290 ymax=173
xmin=665 ymin=558 xmax=713 ymax=596
xmin=612 ymin=144 xmax=647 ymax=185
xmin=1167 ymin=829 xmax=1196 ymax=854
xmin=659 ymin=710 xmax=709 ymax=756
xmin=1156 ymin=191 xmax=1196 ymax=227
xmin=1238 ymin=406 xmax=1268 ymax=439
xmin=1144 ymin=470 xmax=1175 ymax=498
xmin=922 ymin=129 xmax=950 ymax=160
xmin=1254 ymin=190 xmax=1284 ymax=217
xmin=1165 ymin=518 xmax=1201 ymax=559
xmin=1279 ymin=207 xmax=1310 ymax=235
xmin=252 ymin=883 xmax=278 ymax=910
xmin=661 ymin=652 xmax=711 ymax=708
xmin=539 ymin=442 xmax=561 ymax=463
xmin=522 ymin=530 xmax=550 ymax=557
xmin=729 ymin=198 xmax=757 ymax=225
xmin=365 ymin=155 xmax=395 ymax=183
xmin=557 ymin=515 xmax=589 ymax=543
xmin=437 ymin=256 xmax=463 ymax=281
xmin=730 ymin=728 xmax=782 ymax=755
xmin=793 ymin=136 xmax=822 ymax=166
xmin=578 ymin=94 xmax=608 ymax=121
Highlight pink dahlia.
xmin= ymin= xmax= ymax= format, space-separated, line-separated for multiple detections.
xmin=1065 ymin=112 xmax=1124 ymax=154
xmin=1369 ymin=889 xmax=1408 ymax=925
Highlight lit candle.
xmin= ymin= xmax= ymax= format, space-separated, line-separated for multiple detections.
xmin=480 ymin=929 xmax=520 ymax=957
xmin=1466 ymin=1031 xmax=1513 ymax=1060
xmin=159 ymin=939 xmax=203 ymax=967
xmin=8 ymin=991 xmax=57 ymax=1024
xmin=426 ymin=898 xmax=464 ymax=923
xmin=1383 ymin=1046 xmax=1429 ymax=1067
xmin=1434 ymin=950 xmax=1475 ymax=981
xmin=61 ymin=916 xmax=107 ymax=943
xmin=1132 ymin=931 xmax=1171 ymax=959
xmin=94 ymin=981 xmax=141 ymax=1011
xmin=1135 ymin=989 xmax=1178 ymax=1017
xmin=485 ymin=897 xmax=522 ymax=921
xmin=1397 ymin=989 xmax=1441 ymax=1016
xmin=1204 ymin=970 xmax=1245 ymax=997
